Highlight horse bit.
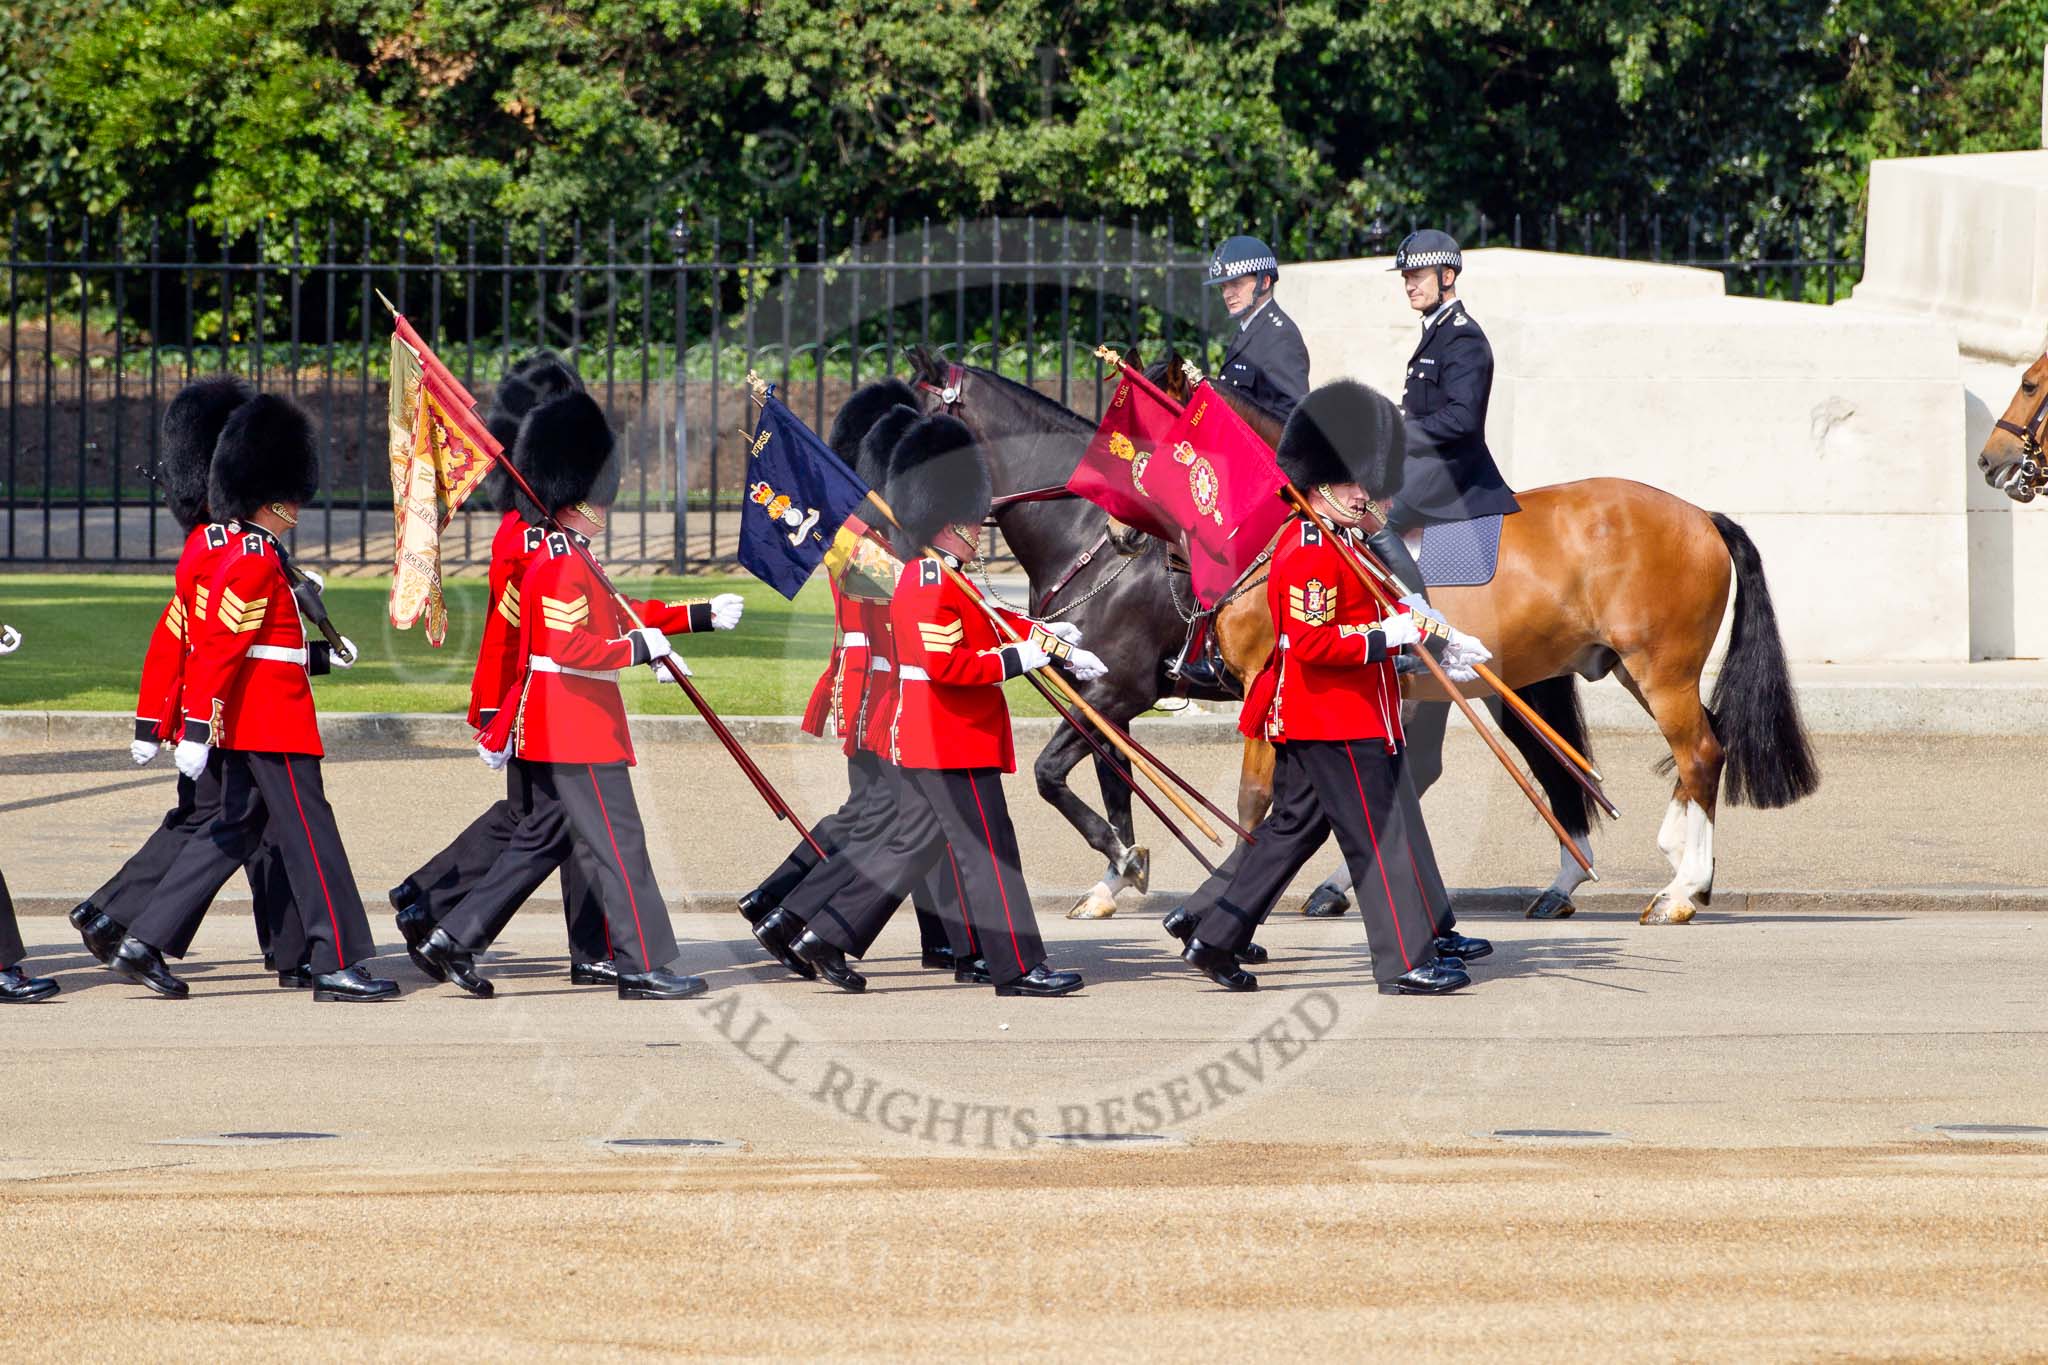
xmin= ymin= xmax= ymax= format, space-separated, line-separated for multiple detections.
xmin=1993 ymin=374 xmax=2048 ymax=502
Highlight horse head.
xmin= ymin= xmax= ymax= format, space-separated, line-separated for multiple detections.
xmin=1980 ymin=351 xmax=2048 ymax=503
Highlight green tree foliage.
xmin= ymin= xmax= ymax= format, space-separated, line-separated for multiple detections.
xmin=1 ymin=0 xmax=2041 ymax=256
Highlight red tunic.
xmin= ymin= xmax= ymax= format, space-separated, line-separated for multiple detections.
xmin=854 ymin=594 xmax=899 ymax=758
xmin=1238 ymin=519 xmax=1409 ymax=749
xmin=181 ymin=526 xmax=329 ymax=756
xmin=469 ymin=510 xmax=549 ymax=730
xmin=887 ymin=556 xmax=1034 ymax=772
xmin=133 ymin=522 xmax=239 ymax=743
xmin=800 ymin=580 xmax=870 ymax=744
xmin=485 ymin=530 xmax=713 ymax=766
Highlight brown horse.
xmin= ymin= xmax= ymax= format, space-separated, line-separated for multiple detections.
xmin=1978 ymin=350 xmax=2048 ymax=503
xmin=1169 ymin=362 xmax=1821 ymax=924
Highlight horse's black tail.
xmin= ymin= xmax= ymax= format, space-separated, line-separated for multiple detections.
xmin=1494 ymin=675 xmax=1599 ymax=839
xmin=1708 ymin=512 xmax=1820 ymax=808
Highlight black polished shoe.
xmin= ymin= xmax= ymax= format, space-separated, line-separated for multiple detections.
xmin=387 ymin=881 xmax=420 ymax=914
xmin=1181 ymin=937 xmax=1258 ymax=992
xmin=1163 ymin=908 xmax=1264 ymax=965
xmin=76 ymin=910 xmax=124 ymax=966
xmin=312 ymin=964 xmax=401 ymax=1002
xmin=737 ymin=889 xmax=772 ymax=926
xmin=994 ymin=963 xmax=1084 ymax=997
xmin=1170 ymin=652 xmax=1228 ymax=694
xmin=263 ymin=952 xmax=277 ymax=972
xmin=920 ymin=945 xmax=957 ymax=971
xmin=751 ymin=908 xmax=817 ymax=980
xmin=109 ymin=937 xmax=189 ymax=998
xmin=1381 ymin=960 xmax=1471 ymax=995
xmin=953 ymin=956 xmax=992 ymax=985
xmin=67 ymin=900 xmax=96 ymax=932
xmin=417 ymin=928 xmax=493 ymax=998
xmin=570 ymin=959 xmax=619 ymax=986
xmin=1302 ymin=885 xmax=1351 ymax=918
xmin=791 ymin=930 xmax=867 ymax=993
xmin=276 ymin=963 xmax=314 ymax=989
xmin=0 ymin=966 xmax=59 ymax=1003
xmin=1434 ymin=931 xmax=1492 ymax=962
xmin=617 ymin=967 xmax=709 ymax=1000
xmin=394 ymin=903 xmax=443 ymax=982
xmin=1235 ymin=940 xmax=1270 ymax=966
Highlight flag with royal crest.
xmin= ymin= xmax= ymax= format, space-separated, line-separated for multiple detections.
xmin=739 ymin=389 xmax=873 ymax=599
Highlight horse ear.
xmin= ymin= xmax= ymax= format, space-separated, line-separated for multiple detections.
xmin=1126 ymin=345 xmax=1145 ymax=373
xmin=906 ymin=345 xmax=939 ymax=385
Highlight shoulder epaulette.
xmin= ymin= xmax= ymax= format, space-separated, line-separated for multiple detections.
xmin=1299 ymin=521 xmax=1323 ymax=545
xmin=546 ymin=532 xmax=571 ymax=558
xmin=524 ymin=526 xmax=545 ymax=553
xmin=205 ymin=524 xmax=229 ymax=549
xmin=242 ymin=533 xmax=268 ymax=557
xmin=918 ymin=558 xmax=942 ymax=587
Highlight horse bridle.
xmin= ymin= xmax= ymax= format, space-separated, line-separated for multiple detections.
xmin=916 ymin=362 xmax=967 ymax=413
xmin=1993 ymin=366 xmax=2048 ymax=502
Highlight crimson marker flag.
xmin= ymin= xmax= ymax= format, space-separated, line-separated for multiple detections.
xmin=1066 ymin=372 xmax=1181 ymax=541
xmin=1153 ymin=381 xmax=1292 ymax=608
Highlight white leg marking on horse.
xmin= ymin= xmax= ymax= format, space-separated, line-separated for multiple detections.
xmin=1068 ymin=861 xmax=1134 ymax=920
xmin=1655 ymin=796 xmax=1687 ymax=873
xmin=1644 ymin=801 xmax=1713 ymax=925
xmin=1547 ymin=834 xmax=1596 ymax=898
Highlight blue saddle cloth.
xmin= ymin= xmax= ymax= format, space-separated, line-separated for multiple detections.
xmin=1419 ymin=513 xmax=1506 ymax=588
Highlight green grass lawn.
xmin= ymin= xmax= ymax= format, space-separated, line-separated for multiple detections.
xmin=0 ymin=572 xmax=1055 ymax=717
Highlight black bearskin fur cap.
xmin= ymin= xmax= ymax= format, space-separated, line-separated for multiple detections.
xmin=885 ymin=413 xmax=988 ymax=551
xmin=207 ymin=393 xmax=320 ymax=522
xmin=511 ymin=391 xmax=618 ymax=524
xmin=1275 ymin=379 xmax=1405 ymax=497
xmin=485 ymin=352 xmax=584 ymax=513
xmin=855 ymin=404 xmax=921 ymax=492
xmin=828 ymin=378 xmax=920 ymax=464
xmin=160 ymin=375 xmax=255 ymax=531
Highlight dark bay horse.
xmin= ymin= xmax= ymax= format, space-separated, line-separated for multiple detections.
xmin=919 ymin=350 xmax=1821 ymax=925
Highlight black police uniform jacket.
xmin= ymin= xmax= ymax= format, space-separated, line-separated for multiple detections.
xmin=1392 ymin=300 xmax=1519 ymax=527
xmin=1217 ymin=299 xmax=1311 ymax=424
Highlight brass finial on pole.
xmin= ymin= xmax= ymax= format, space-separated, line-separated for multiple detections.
xmin=1093 ymin=344 xmax=1123 ymax=368
xmin=373 ymin=288 xmax=398 ymax=318
xmin=1180 ymin=358 xmax=1204 ymax=387
xmin=745 ymin=370 xmax=769 ymax=407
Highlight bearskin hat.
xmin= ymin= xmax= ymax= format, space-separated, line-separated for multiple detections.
xmin=855 ymin=404 xmax=921 ymax=491
xmin=884 ymin=413 xmax=988 ymax=552
xmin=510 ymin=391 xmax=617 ymax=525
xmin=485 ymin=352 xmax=585 ymax=513
xmin=207 ymin=393 xmax=320 ymax=523
xmin=828 ymin=378 xmax=920 ymax=464
xmin=1275 ymin=379 xmax=1404 ymax=498
xmin=159 ymin=375 xmax=255 ymax=531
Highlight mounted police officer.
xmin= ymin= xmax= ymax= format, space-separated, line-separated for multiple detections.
xmin=1370 ymin=230 xmax=1519 ymax=599
xmin=1204 ymin=235 xmax=1310 ymax=424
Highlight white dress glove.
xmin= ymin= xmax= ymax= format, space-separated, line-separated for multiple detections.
xmin=331 ymin=636 xmax=358 ymax=669
xmin=1040 ymin=620 xmax=1084 ymax=646
xmin=1066 ymin=646 xmax=1108 ymax=682
xmin=1441 ymin=626 xmax=1492 ymax=682
xmin=709 ymin=593 xmax=744 ymax=631
xmin=301 ymin=569 xmax=325 ymax=592
xmin=0 ymin=624 xmax=20 ymax=654
xmin=174 ymin=739 xmax=210 ymax=780
xmin=632 ymin=626 xmax=673 ymax=662
xmin=1376 ymin=613 xmax=1423 ymax=650
xmin=1399 ymin=593 xmax=1445 ymax=627
xmin=477 ymin=741 xmax=511 ymax=771
xmin=1010 ymin=639 xmax=1053 ymax=674
xmin=131 ymin=738 xmax=160 ymax=766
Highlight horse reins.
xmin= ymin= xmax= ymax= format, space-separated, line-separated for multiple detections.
xmin=1993 ymin=362 xmax=2048 ymax=502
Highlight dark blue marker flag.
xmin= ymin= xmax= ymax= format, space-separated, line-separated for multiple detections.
xmin=738 ymin=390 xmax=872 ymax=599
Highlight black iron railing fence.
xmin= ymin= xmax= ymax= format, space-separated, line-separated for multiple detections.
xmin=0 ymin=207 xmax=1860 ymax=569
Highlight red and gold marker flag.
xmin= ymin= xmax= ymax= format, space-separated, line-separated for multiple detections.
xmin=1152 ymin=380 xmax=1291 ymax=608
xmin=1066 ymin=360 xmax=1182 ymax=542
xmin=385 ymin=308 xmax=497 ymax=645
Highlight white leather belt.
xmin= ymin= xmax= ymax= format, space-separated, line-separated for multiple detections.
xmin=897 ymin=664 xmax=930 ymax=681
xmin=869 ymin=658 xmax=893 ymax=673
xmin=842 ymin=631 xmax=869 ymax=647
xmin=248 ymin=645 xmax=309 ymax=665
xmin=529 ymin=656 xmax=620 ymax=683
xmin=1278 ymin=634 xmax=1291 ymax=650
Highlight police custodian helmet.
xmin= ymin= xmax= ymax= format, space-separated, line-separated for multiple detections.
xmin=1204 ymin=235 xmax=1279 ymax=287
xmin=1391 ymin=229 xmax=1462 ymax=274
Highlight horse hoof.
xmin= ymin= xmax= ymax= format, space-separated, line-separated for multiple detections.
xmin=1302 ymin=886 xmax=1349 ymax=918
xmin=1115 ymin=847 xmax=1152 ymax=895
xmin=1067 ymin=893 xmax=1119 ymax=921
xmin=1639 ymin=896 xmax=1698 ymax=926
xmin=1524 ymin=889 xmax=1577 ymax=920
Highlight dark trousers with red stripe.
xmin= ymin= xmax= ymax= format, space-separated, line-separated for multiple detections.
xmin=770 ymin=753 xmax=958 ymax=959
xmin=401 ymin=763 xmax=611 ymax=964
xmin=129 ymin=752 xmax=377 ymax=974
xmin=1 ymin=864 xmax=24 ymax=968
xmin=1194 ymin=739 xmax=1439 ymax=985
xmin=86 ymin=765 xmax=295 ymax=957
xmin=487 ymin=761 xmax=680 ymax=975
xmin=805 ymin=765 xmax=1041 ymax=986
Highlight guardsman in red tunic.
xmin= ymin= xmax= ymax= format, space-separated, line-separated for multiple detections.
xmin=70 ymin=377 xmax=297 ymax=978
xmin=419 ymin=390 xmax=729 ymax=1000
xmin=2 ymin=622 xmax=60 ymax=1003
xmin=775 ymin=414 xmax=1099 ymax=997
xmin=1172 ymin=381 xmax=1484 ymax=995
xmin=108 ymin=395 xmax=397 ymax=1002
xmin=387 ymin=352 xmax=620 ymax=986
xmin=744 ymin=387 xmax=968 ymax=981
